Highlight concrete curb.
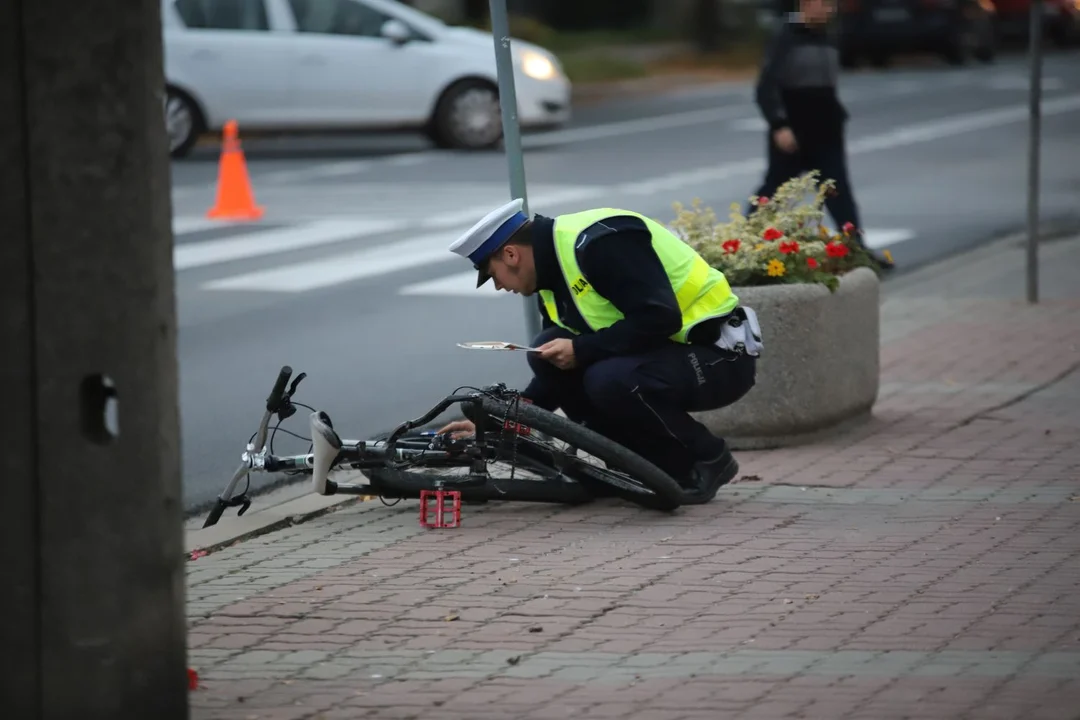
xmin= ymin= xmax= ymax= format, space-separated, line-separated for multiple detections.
xmin=184 ymin=488 xmax=363 ymax=555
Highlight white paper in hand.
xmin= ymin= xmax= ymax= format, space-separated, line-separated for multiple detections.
xmin=457 ymin=341 xmax=541 ymax=352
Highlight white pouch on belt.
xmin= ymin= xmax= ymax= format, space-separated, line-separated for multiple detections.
xmin=716 ymin=306 xmax=764 ymax=357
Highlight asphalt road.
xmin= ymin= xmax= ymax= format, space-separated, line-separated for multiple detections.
xmin=171 ymin=50 xmax=1080 ymax=514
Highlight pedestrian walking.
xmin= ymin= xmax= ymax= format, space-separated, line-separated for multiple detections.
xmin=750 ymin=0 xmax=894 ymax=269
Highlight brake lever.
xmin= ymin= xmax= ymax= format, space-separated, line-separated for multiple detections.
xmin=287 ymin=372 xmax=307 ymax=397
xmin=226 ymin=494 xmax=252 ymax=516
xmin=276 ymin=372 xmax=308 ymax=422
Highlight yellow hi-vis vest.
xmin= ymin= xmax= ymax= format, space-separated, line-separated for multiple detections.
xmin=538 ymin=208 xmax=740 ymax=344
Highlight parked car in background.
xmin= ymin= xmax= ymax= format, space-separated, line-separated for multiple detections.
xmin=836 ymin=0 xmax=997 ymax=67
xmin=992 ymin=0 xmax=1080 ymax=46
xmin=161 ymin=0 xmax=572 ymax=157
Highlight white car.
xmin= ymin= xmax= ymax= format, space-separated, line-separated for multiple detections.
xmin=161 ymin=0 xmax=572 ymax=157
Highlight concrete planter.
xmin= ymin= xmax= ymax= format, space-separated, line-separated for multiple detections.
xmin=692 ymin=266 xmax=880 ymax=449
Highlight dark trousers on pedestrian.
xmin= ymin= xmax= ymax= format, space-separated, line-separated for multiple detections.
xmin=750 ymin=130 xmax=861 ymax=231
xmin=525 ymin=326 xmax=757 ymax=483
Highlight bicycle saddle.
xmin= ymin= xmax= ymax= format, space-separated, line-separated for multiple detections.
xmin=309 ymin=411 xmax=342 ymax=495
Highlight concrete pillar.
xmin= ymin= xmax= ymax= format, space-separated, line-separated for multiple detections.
xmin=0 ymin=0 xmax=188 ymax=717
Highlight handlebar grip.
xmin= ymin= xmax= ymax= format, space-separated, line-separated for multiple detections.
xmin=266 ymin=365 xmax=293 ymax=412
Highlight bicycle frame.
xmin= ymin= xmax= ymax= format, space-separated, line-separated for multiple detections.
xmin=200 ymin=365 xmax=545 ymax=529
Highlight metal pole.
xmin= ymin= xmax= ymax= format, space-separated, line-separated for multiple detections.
xmin=1026 ymin=0 xmax=1043 ymax=304
xmin=488 ymin=0 xmax=543 ymax=340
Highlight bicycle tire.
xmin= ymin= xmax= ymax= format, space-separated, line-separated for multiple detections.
xmin=476 ymin=396 xmax=685 ymax=512
xmin=359 ymin=423 xmax=595 ymax=507
xmin=360 ymin=396 xmax=686 ymax=512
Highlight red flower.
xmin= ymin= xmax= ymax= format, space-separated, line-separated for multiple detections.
xmin=842 ymin=222 xmax=856 ymax=235
xmin=757 ymin=196 xmax=769 ymax=205
xmin=807 ymin=257 xmax=819 ymax=269
xmin=762 ymin=227 xmax=783 ymax=241
xmin=779 ymin=241 xmax=799 ymax=254
xmin=187 ymin=668 xmax=199 ymax=691
xmin=722 ymin=239 xmax=741 ymax=254
xmin=826 ymin=241 xmax=850 ymax=258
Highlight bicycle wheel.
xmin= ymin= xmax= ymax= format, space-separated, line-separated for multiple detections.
xmin=358 ymin=422 xmax=597 ymax=507
xmin=360 ymin=397 xmax=685 ymax=511
xmin=476 ymin=395 xmax=685 ymax=512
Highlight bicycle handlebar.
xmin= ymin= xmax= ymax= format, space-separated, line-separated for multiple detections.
xmin=201 ymin=371 xmax=522 ymax=529
xmin=266 ymin=365 xmax=292 ymax=412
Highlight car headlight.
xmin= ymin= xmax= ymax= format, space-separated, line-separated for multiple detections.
xmin=521 ymin=51 xmax=557 ymax=81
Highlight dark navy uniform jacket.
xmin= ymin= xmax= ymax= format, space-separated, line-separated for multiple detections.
xmin=755 ymin=14 xmax=848 ymax=145
xmin=526 ymin=214 xmax=725 ymax=370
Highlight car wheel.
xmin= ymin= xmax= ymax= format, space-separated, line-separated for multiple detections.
xmin=165 ymin=87 xmax=202 ymax=158
xmin=430 ymin=79 xmax=503 ymax=151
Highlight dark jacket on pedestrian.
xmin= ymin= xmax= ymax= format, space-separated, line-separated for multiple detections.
xmin=755 ymin=14 xmax=848 ymax=145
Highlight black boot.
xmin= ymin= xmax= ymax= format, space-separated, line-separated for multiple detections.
xmin=679 ymin=449 xmax=739 ymax=505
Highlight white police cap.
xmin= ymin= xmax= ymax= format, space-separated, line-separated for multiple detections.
xmin=447 ymin=197 xmax=529 ymax=287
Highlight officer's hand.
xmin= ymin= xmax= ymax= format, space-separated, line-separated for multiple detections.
xmin=773 ymin=127 xmax=798 ymax=154
xmin=436 ymin=419 xmax=475 ymax=439
xmin=536 ymin=338 xmax=577 ymax=370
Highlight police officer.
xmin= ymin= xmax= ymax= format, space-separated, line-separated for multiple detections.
xmin=750 ymin=0 xmax=894 ymax=270
xmin=437 ymin=198 xmax=761 ymax=505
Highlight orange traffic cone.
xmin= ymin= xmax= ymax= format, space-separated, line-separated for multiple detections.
xmin=206 ymin=119 xmax=264 ymax=221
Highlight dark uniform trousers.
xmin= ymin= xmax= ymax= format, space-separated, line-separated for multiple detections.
xmin=526 ymin=326 xmax=757 ymax=482
xmin=751 ymin=131 xmax=861 ymax=231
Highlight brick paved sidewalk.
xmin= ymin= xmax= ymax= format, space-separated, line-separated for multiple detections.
xmin=184 ymin=235 xmax=1080 ymax=720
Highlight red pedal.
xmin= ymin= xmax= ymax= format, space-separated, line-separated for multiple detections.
xmin=419 ymin=489 xmax=461 ymax=528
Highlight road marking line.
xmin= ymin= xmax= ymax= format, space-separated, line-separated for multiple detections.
xmin=308 ymin=160 xmax=375 ymax=177
xmin=399 ymin=271 xmax=509 ymax=297
xmin=201 ymin=230 xmax=463 ymax=293
xmin=173 ymin=216 xmax=225 ymax=235
xmin=885 ymin=79 xmax=926 ymax=94
xmin=198 ymin=93 xmax=1080 ymax=294
xmin=386 ymin=154 xmax=430 ymax=167
xmin=418 ymin=186 xmax=608 ymax=230
xmin=522 ymin=105 xmax=752 ymax=148
xmin=620 ymin=93 xmax=1080 ymax=195
xmin=861 ymin=229 xmax=916 ymax=249
xmin=174 ymin=218 xmax=405 ymax=271
xmin=258 ymin=152 xmax=436 ymax=183
xmin=987 ymin=75 xmax=1064 ymax=92
xmin=731 ymin=117 xmax=767 ymax=132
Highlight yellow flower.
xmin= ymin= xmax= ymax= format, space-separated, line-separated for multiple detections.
xmin=883 ymin=249 xmax=894 ymax=263
xmin=766 ymin=259 xmax=786 ymax=277
xmin=755 ymin=243 xmax=766 ymax=250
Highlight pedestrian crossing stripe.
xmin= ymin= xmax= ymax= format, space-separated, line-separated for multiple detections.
xmin=201 ymin=229 xmax=464 ymax=293
xmin=399 ymin=271 xmax=509 ymax=297
xmin=861 ymin=229 xmax=915 ymax=249
xmin=174 ymin=218 xmax=405 ymax=271
xmin=173 ymin=214 xmax=914 ymax=296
